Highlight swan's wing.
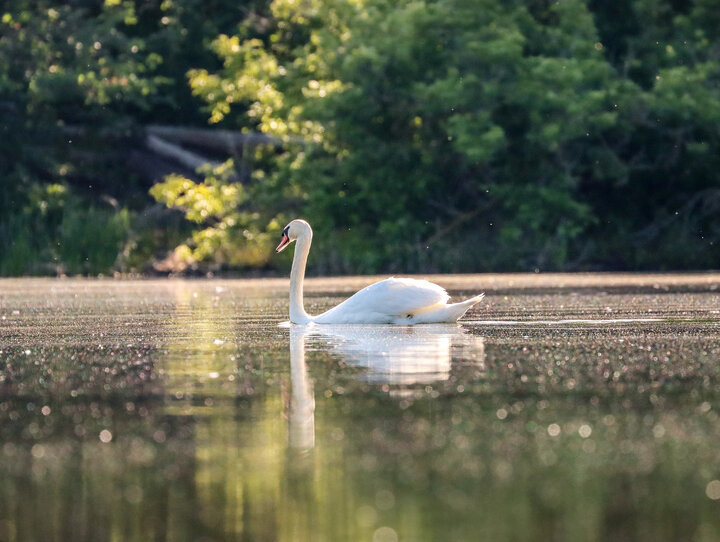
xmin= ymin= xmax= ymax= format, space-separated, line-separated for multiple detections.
xmin=314 ymin=277 xmax=449 ymax=323
xmin=360 ymin=277 xmax=450 ymax=313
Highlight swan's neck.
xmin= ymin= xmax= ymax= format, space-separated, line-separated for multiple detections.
xmin=289 ymin=234 xmax=313 ymax=324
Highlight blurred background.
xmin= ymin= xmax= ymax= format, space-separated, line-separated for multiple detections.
xmin=1 ymin=0 xmax=718 ymax=276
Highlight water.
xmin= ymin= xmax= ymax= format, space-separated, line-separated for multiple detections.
xmin=1 ymin=275 xmax=720 ymax=542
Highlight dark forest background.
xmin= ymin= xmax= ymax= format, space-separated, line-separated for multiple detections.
xmin=1 ymin=0 xmax=719 ymax=275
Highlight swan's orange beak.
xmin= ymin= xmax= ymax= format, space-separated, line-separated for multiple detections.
xmin=275 ymin=233 xmax=291 ymax=253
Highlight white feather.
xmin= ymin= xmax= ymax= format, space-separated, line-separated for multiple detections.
xmin=313 ymin=278 xmax=450 ymax=324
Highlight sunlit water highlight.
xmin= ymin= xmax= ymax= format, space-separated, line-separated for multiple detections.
xmin=1 ymin=275 xmax=720 ymax=541
xmin=472 ymin=317 xmax=669 ymax=325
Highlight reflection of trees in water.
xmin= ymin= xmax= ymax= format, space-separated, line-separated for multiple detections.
xmin=3 ymin=305 xmax=720 ymax=541
xmin=0 ymin=404 xmax=203 ymax=541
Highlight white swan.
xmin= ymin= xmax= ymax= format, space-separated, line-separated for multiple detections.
xmin=275 ymin=219 xmax=485 ymax=324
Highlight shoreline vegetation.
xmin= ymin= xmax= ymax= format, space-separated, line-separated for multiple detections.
xmin=2 ymin=0 xmax=719 ymax=277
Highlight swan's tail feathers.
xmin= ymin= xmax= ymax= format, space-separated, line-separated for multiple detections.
xmin=409 ymin=293 xmax=485 ymax=323
xmin=448 ymin=293 xmax=485 ymax=321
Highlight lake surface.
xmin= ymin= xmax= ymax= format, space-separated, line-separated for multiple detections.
xmin=1 ymin=274 xmax=720 ymax=542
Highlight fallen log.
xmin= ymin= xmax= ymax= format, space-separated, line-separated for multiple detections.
xmin=146 ymin=125 xmax=282 ymax=153
xmin=145 ymin=134 xmax=222 ymax=171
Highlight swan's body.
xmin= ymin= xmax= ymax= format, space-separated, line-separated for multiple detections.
xmin=276 ymin=219 xmax=484 ymax=324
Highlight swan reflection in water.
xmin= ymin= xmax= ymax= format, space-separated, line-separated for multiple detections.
xmin=288 ymin=324 xmax=485 ymax=451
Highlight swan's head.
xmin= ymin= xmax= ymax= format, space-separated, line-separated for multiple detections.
xmin=275 ymin=219 xmax=313 ymax=253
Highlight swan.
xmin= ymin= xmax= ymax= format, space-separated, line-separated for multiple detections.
xmin=275 ymin=219 xmax=485 ymax=324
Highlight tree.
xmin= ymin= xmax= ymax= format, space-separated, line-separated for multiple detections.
xmin=0 ymin=0 xmax=267 ymax=274
xmin=169 ymin=0 xmax=720 ymax=272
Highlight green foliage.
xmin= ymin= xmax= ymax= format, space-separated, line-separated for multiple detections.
xmin=0 ymin=0 xmax=168 ymax=274
xmin=0 ymin=0 xmax=266 ymax=274
xmin=178 ymin=0 xmax=720 ymax=272
xmin=0 ymin=183 xmax=130 ymax=275
xmin=150 ymin=163 xmax=277 ymax=268
xmin=2 ymin=0 xmax=720 ymax=273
